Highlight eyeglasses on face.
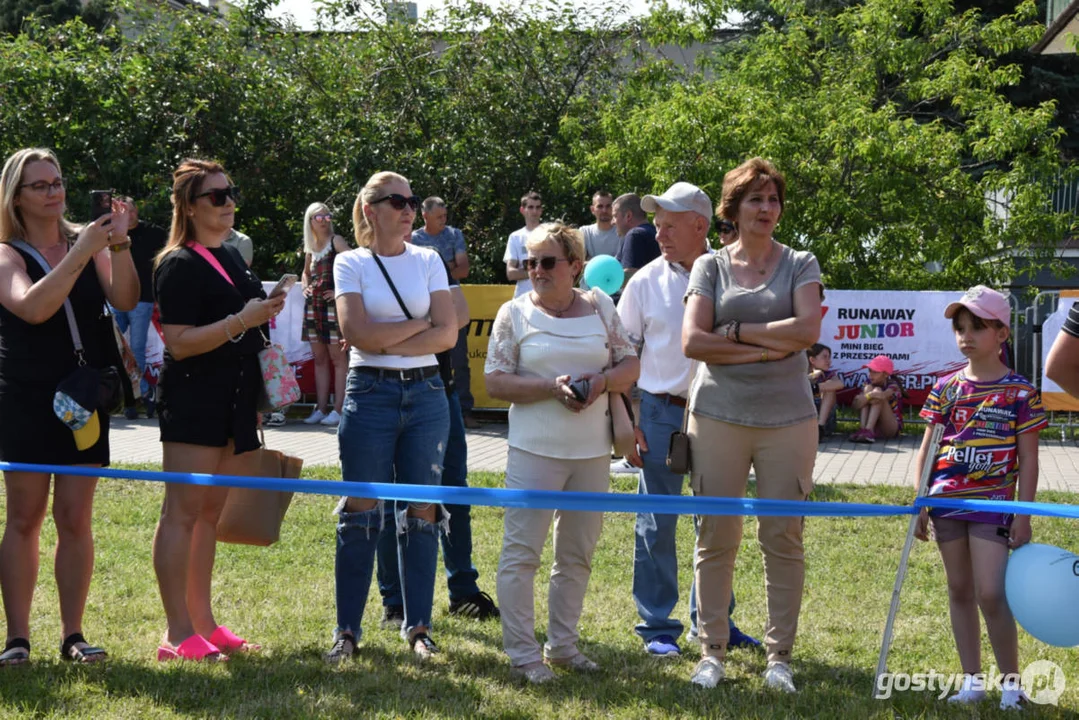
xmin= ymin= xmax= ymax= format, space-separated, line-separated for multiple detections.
xmin=525 ymin=256 xmax=570 ymax=271
xmin=313 ymin=213 xmax=332 ymax=222
xmin=194 ymin=185 xmax=240 ymax=207
xmin=19 ymin=178 xmax=66 ymax=194
xmin=372 ymin=194 xmax=421 ymax=212
xmin=716 ymin=219 xmax=736 ymax=235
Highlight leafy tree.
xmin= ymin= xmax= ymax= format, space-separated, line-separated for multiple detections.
xmin=0 ymin=0 xmax=110 ymax=34
xmin=0 ymin=0 xmax=1069 ymax=290
xmin=571 ymin=0 xmax=1073 ymax=291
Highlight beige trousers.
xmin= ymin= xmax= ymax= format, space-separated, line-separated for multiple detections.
xmin=688 ymin=415 xmax=817 ymax=664
xmin=497 ymin=447 xmax=610 ymax=667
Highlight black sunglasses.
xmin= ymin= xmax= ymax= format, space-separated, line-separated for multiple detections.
xmin=716 ymin=219 xmax=736 ymax=235
xmin=194 ymin=185 xmax=240 ymax=207
xmin=525 ymin=256 xmax=570 ymax=271
xmin=372 ymin=194 xmax=421 ymax=211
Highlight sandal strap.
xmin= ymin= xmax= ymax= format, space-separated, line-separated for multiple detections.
xmin=3 ymin=638 xmax=30 ymax=653
xmin=61 ymin=633 xmax=88 ymax=655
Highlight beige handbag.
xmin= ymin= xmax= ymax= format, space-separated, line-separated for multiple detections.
xmin=587 ymin=291 xmax=637 ymax=459
xmin=216 ymin=432 xmax=304 ymax=546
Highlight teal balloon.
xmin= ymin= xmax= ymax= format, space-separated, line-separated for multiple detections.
xmin=584 ymin=254 xmax=624 ymax=296
xmin=1005 ymin=542 xmax=1079 ymax=647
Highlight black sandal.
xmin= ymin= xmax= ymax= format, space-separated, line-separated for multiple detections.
xmin=0 ymin=638 xmax=30 ymax=666
xmin=60 ymin=633 xmax=107 ymax=663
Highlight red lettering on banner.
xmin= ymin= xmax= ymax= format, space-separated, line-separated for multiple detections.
xmin=900 ymin=322 xmax=914 ymax=337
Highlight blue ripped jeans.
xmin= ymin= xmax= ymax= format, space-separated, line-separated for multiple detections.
xmin=378 ymin=388 xmax=481 ymax=607
xmin=334 ymin=368 xmax=449 ymax=642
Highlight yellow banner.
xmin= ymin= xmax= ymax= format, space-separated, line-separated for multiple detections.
xmin=461 ymin=284 xmax=515 ymax=409
xmin=1043 ymin=391 xmax=1079 ymax=412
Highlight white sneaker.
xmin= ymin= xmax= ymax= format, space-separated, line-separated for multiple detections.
xmin=1000 ymin=688 xmax=1028 ymax=710
xmin=320 ymin=409 xmax=341 ymax=426
xmin=947 ymin=674 xmax=987 ymax=705
xmin=609 ymin=458 xmax=639 ymax=475
xmin=264 ymin=412 xmax=286 ymax=427
xmin=690 ymin=656 xmax=724 ymax=688
xmin=763 ymin=661 xmax=797 ymax=693
xmin=304 ymin=408 xmax=327 ymax=425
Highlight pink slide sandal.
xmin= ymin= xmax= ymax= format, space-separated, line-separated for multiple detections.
xmin=208 ymin=625 xmax=261 ymax=654
xmin=157 ymin=635 xmax=227 ymax=662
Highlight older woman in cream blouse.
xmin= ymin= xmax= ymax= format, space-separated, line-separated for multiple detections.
xmin=486 ymin=222 xmax=639 ymax=684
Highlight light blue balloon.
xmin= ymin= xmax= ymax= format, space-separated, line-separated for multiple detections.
xmin=1005 ymin=542 xmax=1079 ymax=647
xmin=583 ymin=254 xmax=624 ymax=296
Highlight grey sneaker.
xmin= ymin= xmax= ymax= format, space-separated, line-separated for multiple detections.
xmin=690 ymin=656 xmax=725 ymax=688
xmin=763 ymin=661 xmax=797 ymax=693
xmin=546 ymin=652 xmax=599 ymax=672
xmin=513 ymin=661 xmax=556 ymax=684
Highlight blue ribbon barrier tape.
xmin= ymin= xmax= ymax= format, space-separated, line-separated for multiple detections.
xmin=1 ymin=462 xmax=1075 ymax=519
xmin=917 ymin=496 xmax=1079 ymax=520
xmin=0 ymin=461 xmax=908 ymax=517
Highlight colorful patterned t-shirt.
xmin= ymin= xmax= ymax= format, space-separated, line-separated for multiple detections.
xmin=920 ymin=371 xmax=1048 ymax=525
xmin=810 ymin=369 xmax=838 ymax=401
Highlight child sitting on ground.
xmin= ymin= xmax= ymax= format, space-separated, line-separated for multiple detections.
xmin=808 ymin=343 xmax=844 ymax=442
xmin=849 ymin=355 xmax=904 ymax=443
xmin=914 ymin=285 xmax=1047 ymax=709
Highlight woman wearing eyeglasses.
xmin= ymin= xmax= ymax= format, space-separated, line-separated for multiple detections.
xmin=300 ymin=202 xmax=350 ymax=427
xmin=150 ymin=159 xmax=286 ymax=661
xmin=484 ymin=222 xmax=639 ymax=683
xmin=0 ymin=148 xmax=138 ymax=666
xmin=326 ymin=171 xmax=457 ymax=663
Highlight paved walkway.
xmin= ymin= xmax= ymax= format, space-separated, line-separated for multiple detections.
xmin=108 ymin=417 xmax=1079 ymax=492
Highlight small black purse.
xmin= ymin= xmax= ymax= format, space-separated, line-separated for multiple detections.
xmin=13 ymin=240 xmax=125 ymax=415
xmin=665 ymin=361 xmax=700 ymax=475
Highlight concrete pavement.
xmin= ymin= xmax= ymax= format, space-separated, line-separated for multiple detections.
xmin=106 ymin=417 xmax=1079 ymax=492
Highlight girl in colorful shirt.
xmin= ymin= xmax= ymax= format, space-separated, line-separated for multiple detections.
xmin=849 ymin=354 xmax=903 ymax=443
xmin=914 ymin=285 xmax=1047 ymax=709
xmin=807 ymin=343 xmax=844 ymax=441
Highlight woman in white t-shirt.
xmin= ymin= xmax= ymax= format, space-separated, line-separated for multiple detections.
xmin=326 ymin=172 xmax=457 ymax=663
xmin=485 ymin=222 xmax=639 ymax=683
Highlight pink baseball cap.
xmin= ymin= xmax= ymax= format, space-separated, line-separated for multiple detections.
xmin=866 ymin=355 xmax=894 ymax=374
xmin=944 ymin=285 xmax=1010 ymax=325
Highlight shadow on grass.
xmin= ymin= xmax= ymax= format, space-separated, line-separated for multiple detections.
xmin=0 ymin=638 xmax=1064 ymax=718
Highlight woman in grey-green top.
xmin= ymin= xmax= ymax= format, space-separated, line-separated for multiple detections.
xmin=680 ymin=157 xmax=822 ymax=693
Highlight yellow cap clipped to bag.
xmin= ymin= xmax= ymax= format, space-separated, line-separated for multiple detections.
xmin=53 ymin=367 xmax=102 ymax=451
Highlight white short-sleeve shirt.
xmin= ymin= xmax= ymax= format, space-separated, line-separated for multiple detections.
xmin=334 ymin=243 xmax=450 ymax=369
xmin=503 ymin=227 xmax=533 ymax=297
xmin=618 ymin=254 xmax=701 ymax=397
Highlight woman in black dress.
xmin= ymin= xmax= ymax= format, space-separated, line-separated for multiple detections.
xmin=0 ymin=148 xmax=139 ymax=665
xmin=151 ymin=159 xmax=285 ymax=661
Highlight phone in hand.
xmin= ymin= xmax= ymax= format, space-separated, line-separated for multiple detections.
xmin=90 ymin=190 xmax=112 ymax=223
xmin=268 ymin=273 xmax=299 ymax=299
xmin=568 ymin=377 xmax=591 ymax=403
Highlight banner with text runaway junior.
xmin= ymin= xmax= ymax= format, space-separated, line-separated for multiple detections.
xmin=821 ymin=290 xmax=968 ymax=407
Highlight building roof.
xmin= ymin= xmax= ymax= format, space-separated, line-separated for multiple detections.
xmin=1033 ymin=0 xmax=1079 ymax=54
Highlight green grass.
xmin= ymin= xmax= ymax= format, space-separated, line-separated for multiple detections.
xmin=1 ymin=467 xmax=1078 ymax=718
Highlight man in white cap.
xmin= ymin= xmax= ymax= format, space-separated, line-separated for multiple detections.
xmin=618 ymin=181 xmax=760 ymax=657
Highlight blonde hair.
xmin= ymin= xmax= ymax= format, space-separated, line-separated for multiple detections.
xmin=156 ymin=158 xmax=228 ymax=268
xmin=525 ymin=222 xmax=585 ymax=283
xmin=0 ymin=148 xmax=80 ymax=244
xmin=351 ymin=171 xmax=409 ymax=248
xmin=303 ymin=201 xmax=331 ymax=253
xmin=718 ymin=157 xmax=787 ymax=223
